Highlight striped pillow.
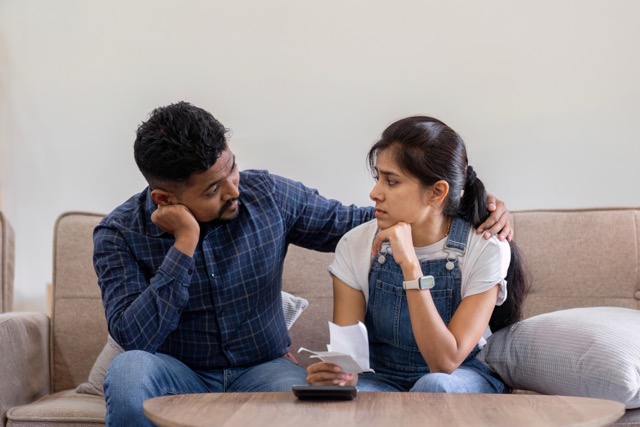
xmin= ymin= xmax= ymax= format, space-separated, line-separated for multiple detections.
xmin=478 ymin=307 xmax=640 ymax=409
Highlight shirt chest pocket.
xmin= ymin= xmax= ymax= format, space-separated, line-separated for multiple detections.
xmin=370 ymin=279 xmax=453 ymax=351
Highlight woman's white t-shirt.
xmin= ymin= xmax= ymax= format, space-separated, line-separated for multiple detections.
xmin=328 ymin=219 xmax=510 ymax=346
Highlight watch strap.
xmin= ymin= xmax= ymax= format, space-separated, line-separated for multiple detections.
xmin=403 ymin=275 xmax=435 ymax=290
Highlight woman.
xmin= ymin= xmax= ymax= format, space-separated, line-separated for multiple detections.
xmin=306 ymin=116 xmax=528 ymax=393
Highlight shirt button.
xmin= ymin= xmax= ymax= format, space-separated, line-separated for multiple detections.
xmin=211 ymin=273 xmax=215 ymax=278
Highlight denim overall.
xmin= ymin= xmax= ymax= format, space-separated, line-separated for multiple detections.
xmin=359 ymin=218 xmax=505 ymax=393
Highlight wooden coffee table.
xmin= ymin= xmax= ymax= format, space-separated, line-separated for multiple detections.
xmin=143 ymin=391 xmax=624 ymax=427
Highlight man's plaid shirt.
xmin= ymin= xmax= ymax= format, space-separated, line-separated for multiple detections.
xmin=93 ymin=170 xmax=373 ymax=370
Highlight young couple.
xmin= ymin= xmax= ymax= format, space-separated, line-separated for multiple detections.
xmin=94 ymin=102 xmax=526 ymax=426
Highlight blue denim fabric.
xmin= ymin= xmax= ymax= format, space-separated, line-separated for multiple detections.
xmin=360 ymin=218 xmax=505 ymax=394
xmin=104 ymin=350 xmax=308 ymax=427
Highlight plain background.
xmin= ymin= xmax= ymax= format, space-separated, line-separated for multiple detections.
xmin=1 ymin=1 xmax=639 ymax=312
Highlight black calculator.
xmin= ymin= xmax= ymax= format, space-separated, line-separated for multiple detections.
xmin=292 ymin=385 xmax=358 ymax=400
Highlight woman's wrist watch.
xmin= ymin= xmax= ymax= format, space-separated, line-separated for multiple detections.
xmin=403 ymin=275 xmax=435 ymax=290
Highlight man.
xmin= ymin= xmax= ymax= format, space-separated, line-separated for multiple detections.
xmin=94 ymin=101 xmax=512 ymax=426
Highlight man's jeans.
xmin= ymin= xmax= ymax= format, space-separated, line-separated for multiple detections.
xmin=104 ymin=350 xmax=308 ymax=427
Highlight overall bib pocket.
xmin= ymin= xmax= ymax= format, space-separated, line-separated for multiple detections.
xmin=371 ymin=279 xmax=453 ymax=351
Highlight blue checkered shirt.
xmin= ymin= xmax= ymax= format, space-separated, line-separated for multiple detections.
xmin=93 ymin=170 xmax=373 ymax=370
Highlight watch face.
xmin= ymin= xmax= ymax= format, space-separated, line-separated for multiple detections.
xmin=419 ymin=276 xmax=435 ymax=289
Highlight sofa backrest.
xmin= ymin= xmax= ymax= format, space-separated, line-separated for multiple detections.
xmin=287 ymin=207 xmax=640 ymax=366
xmin=510 ymin=208 xmax=640 ymax=318
xmin=50 ymin=210 xmax=333 ymax=388
xmin=51 ymin=207 xmax=640 ymax=382
xmin=52 ymin=212 xmax=107 ymax=393
xmin=50 ymin=210 xmax=336 ymax=380
xmin=0 ymin=211 xmax=15 ymax=313
xmin=283 ymin=245 xmax=334 ymax=367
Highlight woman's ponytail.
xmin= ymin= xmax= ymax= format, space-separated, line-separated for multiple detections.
xmin=459 ymin=165 xmax=530 ymax=331
xmin=458 ymin=165 xmax=488 ymax=228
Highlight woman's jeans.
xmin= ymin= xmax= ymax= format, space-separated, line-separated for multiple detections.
xmin=356 ymin=357 xmax=506 ymax=393
xmin=104 ymin=350 xmax=308 ymax=427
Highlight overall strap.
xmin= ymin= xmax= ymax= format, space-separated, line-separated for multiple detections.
xmin=444 ymin=217 xmax=472 ymax=255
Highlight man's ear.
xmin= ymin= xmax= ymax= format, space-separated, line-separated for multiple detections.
xmin=150 ymin=188 xmax=175 ymax=207
xmin=429 ymin=180 xmax=450 ymax=207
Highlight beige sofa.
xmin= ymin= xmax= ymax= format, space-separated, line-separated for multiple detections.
xmin=1 ymin=208 xmax=639 ymax=426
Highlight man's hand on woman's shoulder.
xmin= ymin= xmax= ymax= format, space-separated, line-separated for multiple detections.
xmin=477 ymin=193 xmax=513 ymax=242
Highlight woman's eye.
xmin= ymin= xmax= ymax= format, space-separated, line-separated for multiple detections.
xmin=372 ymin=175 xmax=396 ymax=186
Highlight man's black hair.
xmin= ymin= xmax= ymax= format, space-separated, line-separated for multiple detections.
xmin=134 ymin=101 xmax=228 ymax=189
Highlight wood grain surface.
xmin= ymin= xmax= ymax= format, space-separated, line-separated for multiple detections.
xmin=143 ymin=391 xmax=624 ymax=427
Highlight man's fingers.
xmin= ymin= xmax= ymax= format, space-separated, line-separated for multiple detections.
xmin=482 ymin=222 xmax=513 ymax=242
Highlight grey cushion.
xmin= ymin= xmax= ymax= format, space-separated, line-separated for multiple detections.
xmin=74 ymin=335 xmax=123 ymax=396
xmin=0 ymin=312 xmax=50 ymax=424
xmin=76 ymin=291 xmax=308 ymax=396
xmin=478 ymin=307 xmax=640 ymax=409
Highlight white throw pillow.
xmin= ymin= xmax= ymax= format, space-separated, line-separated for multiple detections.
xmin=76 ymin=291 xmax=309 ymax=396
xmin=281 ymin=290 xmax=309 ymax=329
xmin=477 ymin=306 xmax=640 ymax=409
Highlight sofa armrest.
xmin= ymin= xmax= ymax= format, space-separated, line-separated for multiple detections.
xmin=0 ymin=312 xmax=50 ymax=425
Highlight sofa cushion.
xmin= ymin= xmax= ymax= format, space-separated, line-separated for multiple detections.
xmin=510 ymin=209 xmax=640 ymax=318
xmin=75 ymin=291 xmax=308 ymax=396
xmin=74 ymin=335 xmax=122 ymax=396
xmin=0 ymin=312 xmax=50 ymax=426
xmin=617 ymin=407 xmax=640 ymax=426
xmin=6 ymin=390 xmax=105 ymax=426
xmin=478 ymin=307 xmax=640 ymax=409
xmin=52 ymin=212 xmax=108 ymax=393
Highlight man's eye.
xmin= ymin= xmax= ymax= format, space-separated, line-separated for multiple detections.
xmin=207 ymin=186 xmax=219 ymax=196
xmin=387 ymin=179 xmax=397 ymax=186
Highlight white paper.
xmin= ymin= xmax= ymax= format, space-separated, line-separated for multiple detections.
xmin=298 ymin=321 xmax=373 ymax=373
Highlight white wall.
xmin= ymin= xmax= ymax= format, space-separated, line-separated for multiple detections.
xmin=1 ymin=0 xmax=639 ymax=312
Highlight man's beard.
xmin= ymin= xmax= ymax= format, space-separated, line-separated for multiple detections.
xmin=213 ymin=199 xmax=239 ymax=223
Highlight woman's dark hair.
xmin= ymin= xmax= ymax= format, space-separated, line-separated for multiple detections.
xmin=133 ymin=101 xmax=228 ymax=189
xmin=367 ymin=116 xmax=529 ymax=330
